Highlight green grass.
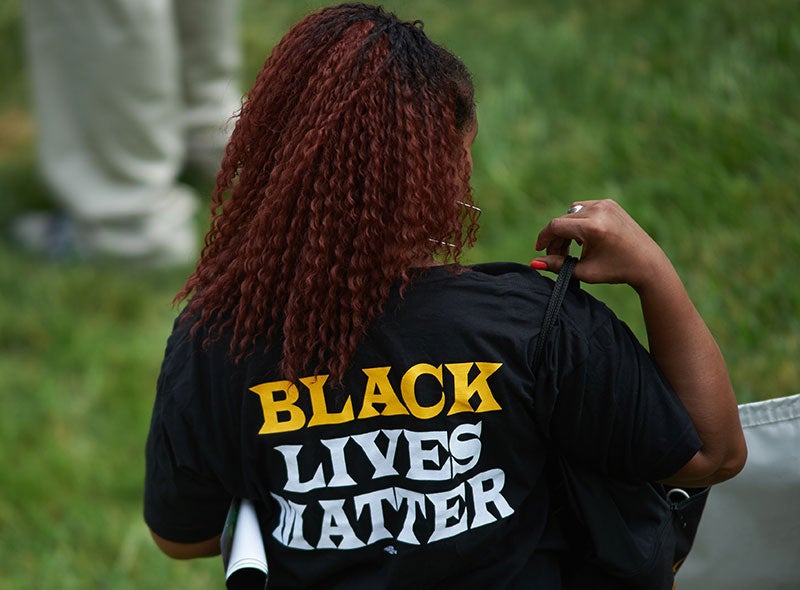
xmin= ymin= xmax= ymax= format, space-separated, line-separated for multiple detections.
xmin=1 ymin=0 xmax=798 ymax=587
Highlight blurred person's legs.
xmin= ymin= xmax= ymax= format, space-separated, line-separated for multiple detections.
xmin=15 ymin=0 xmax=239 ymax=266
xmin=178 ymin=0 xmax=241 ymax=178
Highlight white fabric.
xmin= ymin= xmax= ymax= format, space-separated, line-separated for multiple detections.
xmin=22 ymin=0 xmax=240 ymax=260
xmin=677 ymin=394 xmax=800 ymax=590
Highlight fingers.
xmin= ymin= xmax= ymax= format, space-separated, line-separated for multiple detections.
xmin=538 ymin=234 xmax=572 ymax=257
xmin=535 ymin=216 xmax=586 ymax=253
xmin=535 ymin=199 xmax=604 ymax=251
xmin=531 ymin=199 xmax=619 ymax=280
xmin=531 ymin=199 xmax=663 ymax=286
xmin=532 ymin=204 xmax=591 ymax=272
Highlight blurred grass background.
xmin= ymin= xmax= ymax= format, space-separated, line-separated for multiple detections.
xmin=0 ymin=0 xmax=798 ymax=587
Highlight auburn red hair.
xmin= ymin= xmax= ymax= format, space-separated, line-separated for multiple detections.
xmin=177 ymin=3 xmax=479 ymax=382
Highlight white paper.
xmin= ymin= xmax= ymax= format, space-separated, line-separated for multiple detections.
xmin=223 ymin=498 xmax=269 ymax=581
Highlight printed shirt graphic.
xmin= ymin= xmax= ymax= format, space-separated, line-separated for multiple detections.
xmin=251 ymin=361 xmax=516 ymax=553
xmin=144 ymin=263 xmax=701 ymax=589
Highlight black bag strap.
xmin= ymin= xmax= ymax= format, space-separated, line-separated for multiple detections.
xmin=532 ymin=255 xmax=709 ymax=586
xmin=532 ymin=255 xmax=578 ymax=372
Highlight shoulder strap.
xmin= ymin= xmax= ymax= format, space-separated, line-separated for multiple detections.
xmin=532 ymin=255 xmax=578 ymax=372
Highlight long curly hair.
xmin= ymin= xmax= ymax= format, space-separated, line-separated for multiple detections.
xmin=177 ymin=3 xmax=479 ymax=383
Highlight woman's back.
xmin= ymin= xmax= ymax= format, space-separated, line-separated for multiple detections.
xmin=147 ymin=263 xmax=700 ymax=588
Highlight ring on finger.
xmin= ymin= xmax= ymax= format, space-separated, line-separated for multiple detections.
xmin=567 ymin=204 xmax=584 ymax=214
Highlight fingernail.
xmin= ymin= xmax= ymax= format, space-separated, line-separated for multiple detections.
xmin=529 ymin=260 xmax=548 ymax=270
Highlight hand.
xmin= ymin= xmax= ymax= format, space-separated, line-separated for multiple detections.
xmin=535 ymin=199 xmax=747 ymax=486
xmin=532 ymin=199 xmax=671 ymax=290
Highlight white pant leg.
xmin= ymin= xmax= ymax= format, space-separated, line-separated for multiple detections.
xmin=176 ymin=0 xmax=241 ymax=170
xmin=23 ymin=0 xmax=197 ymax=262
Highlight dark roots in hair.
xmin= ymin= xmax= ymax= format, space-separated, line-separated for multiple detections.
xmin=177 ymin=3 xmax=479 ymax=383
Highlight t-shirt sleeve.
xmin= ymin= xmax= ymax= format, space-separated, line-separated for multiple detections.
xmin=540 ymin=293 xmax=702 ymax=482
xmin=144 ymin=315 xmax=233 ymax=543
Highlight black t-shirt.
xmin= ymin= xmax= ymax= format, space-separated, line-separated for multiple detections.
xmin=144 ymin=262 xmax=701 ymax=589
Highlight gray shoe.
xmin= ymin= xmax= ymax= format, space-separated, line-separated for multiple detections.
xmin=8 ymin=211 xmax=90 ymax=261
xmin=8 ymin=210 xmax=197 ymax=268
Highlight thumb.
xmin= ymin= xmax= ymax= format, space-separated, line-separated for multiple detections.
xmin=530 ymin=255 xmax=568 ymax=273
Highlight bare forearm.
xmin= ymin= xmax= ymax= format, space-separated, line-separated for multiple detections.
xmin=150 ymin=530 xmax=222 ymax=560
xmin=635 ymin=255 xmax=746 ymax=485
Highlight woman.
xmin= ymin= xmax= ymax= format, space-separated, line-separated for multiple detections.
xmin=144 ymin=4 xmax=746 ymax=588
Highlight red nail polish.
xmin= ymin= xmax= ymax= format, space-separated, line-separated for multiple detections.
xmin=529 ymin=260 xmax=548 ymax=270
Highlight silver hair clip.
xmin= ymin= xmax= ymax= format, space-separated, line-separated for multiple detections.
xmin=427 ymin=201 xmax=479 ymax=250
xmin=456 ymin=200 xmax=481 ymax=213
xmin=428 ymin=238 xmax=457 ymax=249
